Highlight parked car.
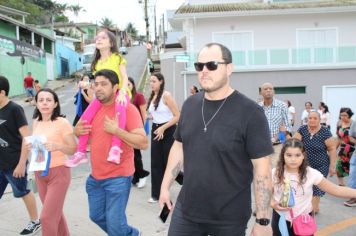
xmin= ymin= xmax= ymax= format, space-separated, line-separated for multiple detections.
xmin=119 ymin=46 xmax=128 ymax=55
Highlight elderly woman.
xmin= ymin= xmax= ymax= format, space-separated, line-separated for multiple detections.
xmin=294 ymin=110 xmax=338 ymax=214
xmin=336 ymin=108 xmax=355 ymax=187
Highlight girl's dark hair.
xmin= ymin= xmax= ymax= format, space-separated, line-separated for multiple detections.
xmin=128 ymin=77 xmax=136 ymax=103
xmin=321 ymin=104 xmax=329 ymax=113
xmin=286 ymin=100 xmax=291 ymax=107
xmin=33 ymin=88 xmax=64 ymax=121
xmin=339 ymin=107 xmax=354 ymax=118
xmin=146 ymin=73 xmax=165 ymax=111
xmin=90 ymin=29 xmax=119 ymax=72
xmin=275 ymin=138 xmax=308 ymax=186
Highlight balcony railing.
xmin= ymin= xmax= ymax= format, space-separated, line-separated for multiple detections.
xmin=187 ymin=46 xmax=356 ymax=70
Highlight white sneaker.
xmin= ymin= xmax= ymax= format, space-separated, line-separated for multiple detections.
xmin=147 ymin=197 xmax=158 ymax=203
xmin=136 ymin=177 xmax=147 ymax=188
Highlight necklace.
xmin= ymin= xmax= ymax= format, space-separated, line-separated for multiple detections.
xmin=201 ymin=94 xmax=229 ymax=132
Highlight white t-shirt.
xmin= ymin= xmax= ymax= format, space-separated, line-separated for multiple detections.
xmin=301 ymin=110 xmax=309 ymax=125
xmin=288 ymin=106 xmax=296 ymax=123
xmin=272 ymin=167 xmax=323 ymax=222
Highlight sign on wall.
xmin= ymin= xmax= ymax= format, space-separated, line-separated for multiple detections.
xmin=0 ymin=34 xmax=45 ymax=60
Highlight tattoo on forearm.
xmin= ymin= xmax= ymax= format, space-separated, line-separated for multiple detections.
xmin=171 ymin=161 xmax=182 ymax=180
xmin=255 ymin=174 xmax=272 ymax=216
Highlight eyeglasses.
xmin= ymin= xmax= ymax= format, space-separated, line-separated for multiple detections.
xmin=94 ymin=35 xmax=109 ymax=41
xmin=194 ymin=61 xmax=228 ymax=72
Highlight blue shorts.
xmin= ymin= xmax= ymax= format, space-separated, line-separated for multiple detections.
xmin=0 ymin=169 xmax=30 ymax=198
xmin=25 ymin=87 xmax=36 ymax=98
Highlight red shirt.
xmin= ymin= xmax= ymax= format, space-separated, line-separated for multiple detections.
xmin=89 ymin=103 xmax=143 ymax=179
xmin=24 ymin=76 xmax=34 ymax=88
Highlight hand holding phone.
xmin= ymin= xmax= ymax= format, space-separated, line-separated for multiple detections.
xmin=159 ymin=202 xmax=172 ymax=223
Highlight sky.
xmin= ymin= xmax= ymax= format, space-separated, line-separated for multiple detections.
xmin=56 ymin=0 xmax=185 ymax=36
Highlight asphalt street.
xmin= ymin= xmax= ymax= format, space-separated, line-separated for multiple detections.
xmin=1 ymin=45 xmax=355 ymax=235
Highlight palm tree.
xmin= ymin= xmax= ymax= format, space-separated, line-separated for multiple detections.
xmin=100 ymin=17 xmax=115 ymax=29
xmin=70 ymin=4 xmax=85 ymax=17
xmin=125 ymin=22 xmax=138 ymax=40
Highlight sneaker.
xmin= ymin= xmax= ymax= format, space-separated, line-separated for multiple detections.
xmin=344 ymin=198 xmax=356 ymax=207
xmin=147 ymin=197 xmax=158 ymax=203
xmin=20 ymin=220 xmax=41 ymax=235
xmin=64 ymin=151 xmax=88 ymax=167
xmin=136 ymin=177 xmax=147 ymax=189
xmin=107 ymin=146 xmax=122 ymax=164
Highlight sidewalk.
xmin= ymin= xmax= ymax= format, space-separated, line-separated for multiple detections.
xmin=11 ymin=77 xmax=76 ymax=107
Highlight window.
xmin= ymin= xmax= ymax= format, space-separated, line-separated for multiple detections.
xmin=296 ymin=28 xmax=337 ymax=63
xmin=259 ymin=86 xmax=306 ymax=94
xmin=213 ymin=32 xmax=253 ymax=65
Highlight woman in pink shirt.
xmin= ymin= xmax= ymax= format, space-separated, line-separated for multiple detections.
xmin=23 ymin=88 xmax=76 ymax=236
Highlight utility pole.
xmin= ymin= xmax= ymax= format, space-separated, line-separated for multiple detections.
xmin=154 ymin=5 xmax=157 ymax=46
xmin=144 ymin=0 xmax=151 ymax=59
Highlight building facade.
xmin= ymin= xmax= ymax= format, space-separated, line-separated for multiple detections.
xmin=160 ymin=0 xmax=356 ymax=133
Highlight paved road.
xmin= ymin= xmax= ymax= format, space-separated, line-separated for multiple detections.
xmin=1 ymin=54 xmax=356 ymax=235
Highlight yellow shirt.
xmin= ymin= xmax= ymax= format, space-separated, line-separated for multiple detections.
xmin=94 ymin=53 xmax=127 ymax=89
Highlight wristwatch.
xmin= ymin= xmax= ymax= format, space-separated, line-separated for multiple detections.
xmin=255 ymin=218 xmax=270 ymax=226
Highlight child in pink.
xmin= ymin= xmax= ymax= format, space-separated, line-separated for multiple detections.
xmin=271 ymin=138 xmax=356 ymax=235
xmin=65 ymin=29 xmax=130 ymax=167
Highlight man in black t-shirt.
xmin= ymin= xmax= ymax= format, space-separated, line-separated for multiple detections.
xmin=0 ymin=76 xmax=41 ymax=235
xmin=159 ymin=43 xmax=274 ymax=236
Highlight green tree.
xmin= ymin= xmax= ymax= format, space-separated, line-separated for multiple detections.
xmin=100 ymin=17 xmax=114 ymax=28
xmin=0 ymin=0 xmax=84 ymax=24
xmin=69 ymin=4 xmax=85 ymax=17
xmin=125 ymin=22 xmax=138 ymax=40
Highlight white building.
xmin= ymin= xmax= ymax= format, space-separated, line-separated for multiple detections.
xmin=160 ymin=0 xmax=356 ymax=132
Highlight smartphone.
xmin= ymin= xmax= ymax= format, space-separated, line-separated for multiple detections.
xmin=159 ymin=202 xmax=171 ymax=223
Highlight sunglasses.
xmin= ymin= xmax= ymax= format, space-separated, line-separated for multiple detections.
xmin=194 ymin=61 xmax=228 ymax=72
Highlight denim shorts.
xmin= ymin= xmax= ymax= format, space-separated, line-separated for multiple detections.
xmin=25 ymin=87 xmax=36 ymax=97
xmin=0 ymin=169 xmax=30 ymax=198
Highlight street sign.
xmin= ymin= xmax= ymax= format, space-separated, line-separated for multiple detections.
xmin=175 ymin=54 xmax=190 ymax=63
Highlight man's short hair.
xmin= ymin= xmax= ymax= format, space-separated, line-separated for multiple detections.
xmin=0 ymin=76 xmax=10 ymax=96
xmin=203 ymin=43 xmax=232 ymax=64
xmin=94 ymin=69 xmax=118 ymax=87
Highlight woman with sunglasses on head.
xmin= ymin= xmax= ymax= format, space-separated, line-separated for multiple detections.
xmin=23 ymin=88 xmax=77 ymax=236
xmin=73 ymin=73 xmax=94 ymax=126
xmin=147 ymin=73 xmax=180 ymax=203
xmin=294 ymin=110 xmax=338 ymax=214
xmin=335 ymin=108 xmax=355 ymax=188
xmin=65 ymin=29 xmax=130 ymax=168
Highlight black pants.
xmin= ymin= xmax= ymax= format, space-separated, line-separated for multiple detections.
xmin=151 ymin=123 xmax=176 ymax=199
xmin=168 ymin=201 xmax=246 ymax=236
xmin=132 ymin=149 xmax=150 ymax=184
xmin=272 ymin=210 xmax=294 ymax=236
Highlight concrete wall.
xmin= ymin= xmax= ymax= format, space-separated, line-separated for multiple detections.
xmin=0 ymin=23 xmax=48 ymax=96
xmin=184 ymin=12 xmax=356 ymax=53
xmin=55 ymin=42 xmax=83 ymax=77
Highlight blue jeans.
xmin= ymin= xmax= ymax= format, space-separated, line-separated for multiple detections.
xmin=349 ymin=154 xmax=356 ymax=189
xmin=0 ymin=169 xmax=30 ymax=198
xmin=86 ymin=175 xmax=139 ymax=236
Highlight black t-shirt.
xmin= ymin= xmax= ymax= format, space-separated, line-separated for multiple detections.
xmin=174 ymin=91 xmax=273 ymax=225
xmin=0 ymin=101 xmax=28 ymax=170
